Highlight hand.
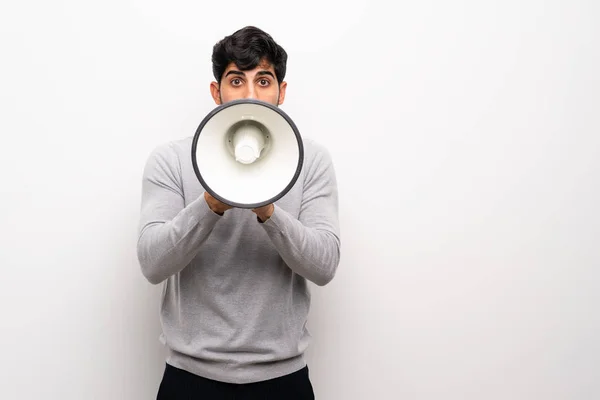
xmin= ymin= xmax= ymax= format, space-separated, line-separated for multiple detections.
xmin=204 ymin=192 xmax=233 ymax=215
xmin=252 ymin=204 xmax=274 ymax=222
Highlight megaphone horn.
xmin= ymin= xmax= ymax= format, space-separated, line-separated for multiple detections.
xmin=191 ymin=99 xmax=304 ymax=209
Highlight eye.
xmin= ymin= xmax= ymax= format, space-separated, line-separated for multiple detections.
xmin=258 ymin=79 xmax=270 ymax=87
xmin=231 ymin=78 xmax=243 ymax=86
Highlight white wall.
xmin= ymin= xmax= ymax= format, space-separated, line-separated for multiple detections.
xmin=1 ymin=1 xmax=598 ymax=399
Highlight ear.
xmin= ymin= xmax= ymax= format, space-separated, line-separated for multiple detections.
xmin=277 ymin=81 xmax=287 ymax=105
xmin=210 ymin=81 xmax=221 ymax=105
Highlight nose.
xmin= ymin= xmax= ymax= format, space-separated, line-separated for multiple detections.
xmin=245 ymin=86 xmax=257 ymax=99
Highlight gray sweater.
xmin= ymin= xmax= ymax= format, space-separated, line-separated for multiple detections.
xmin=136 ymin=136 xmax=341 ymax=384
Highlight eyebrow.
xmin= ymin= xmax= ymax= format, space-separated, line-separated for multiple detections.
xmin=224 ymin=70 xmax=275 ymax=79
xmin=256 ymin=71 xmax=275 ymax=78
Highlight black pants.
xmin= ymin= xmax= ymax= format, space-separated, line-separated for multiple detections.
xmin=156 ymin=363 xmax=315 ymax=399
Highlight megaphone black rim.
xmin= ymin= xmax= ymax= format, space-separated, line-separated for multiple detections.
xmin=191 ymin=98 xmax=304 ymax=209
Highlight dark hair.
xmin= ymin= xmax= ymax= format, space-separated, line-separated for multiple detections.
xmin=211 ymin=26 xmax=288 ymax=84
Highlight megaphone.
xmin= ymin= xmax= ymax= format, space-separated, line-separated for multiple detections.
xmin=191 ymin=98 xmax=304 ymax=209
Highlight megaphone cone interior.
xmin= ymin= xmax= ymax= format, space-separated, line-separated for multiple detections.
xmin=191 ymin=99 xmax=304 ymax=209
xmin=232 ymin=122 xmax=267 ymax=164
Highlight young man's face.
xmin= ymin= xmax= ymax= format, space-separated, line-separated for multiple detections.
xmin=210 ymin=60 xmax=287 ymax=106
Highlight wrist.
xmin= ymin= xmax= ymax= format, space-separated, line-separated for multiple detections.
xmin=210 ymin=207 xmax=225 ymax=216
xmin=204 ymin=192 xmax=226 ymax=215
xmin=255 ymin=204 xmax=274 ymax=222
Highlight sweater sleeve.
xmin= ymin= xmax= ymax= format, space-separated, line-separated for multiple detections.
xmin=136 ymin=143 xmax=222 ymax=284
xmin=259 ymin=145 xmax=341 ymax=286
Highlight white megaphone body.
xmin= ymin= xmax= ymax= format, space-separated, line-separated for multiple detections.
xmin=191 ymin=99 xmax=304 ymax=208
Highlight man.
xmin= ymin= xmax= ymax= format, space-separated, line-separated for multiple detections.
xmin=137 ymin=26 xmax=341 ymax=399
